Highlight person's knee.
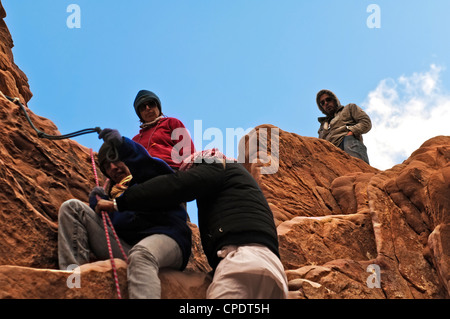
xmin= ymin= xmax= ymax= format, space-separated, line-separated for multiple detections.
xmin=59 ymin=199 xmax=82 ymax=219
xmin=128 ymin=245 xmax=159 ymax=270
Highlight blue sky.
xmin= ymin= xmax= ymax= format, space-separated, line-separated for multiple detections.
xmin=3 ymin=1 xmax=450 ymax=224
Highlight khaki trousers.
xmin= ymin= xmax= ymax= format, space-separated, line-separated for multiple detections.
xmin=206 ymin=244 xmax=288 ymax=299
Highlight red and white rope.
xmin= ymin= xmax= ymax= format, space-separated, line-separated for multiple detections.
xmin=90 ymin=148 xmax=127 ymax=299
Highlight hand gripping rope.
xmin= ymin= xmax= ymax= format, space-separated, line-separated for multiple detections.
xmin=90 ymin=149 xmax=128 ymax=299
xmin=1 ymin=93 xmax=127 ymax=298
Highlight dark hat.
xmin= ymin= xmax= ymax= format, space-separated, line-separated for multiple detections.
xmin=133 ymin=90 xmax=162 ymax=120
xmin=97 ymin=142 xmax=116 ymax=178
xmin=97 ymin=140 xmax=174 ymax=179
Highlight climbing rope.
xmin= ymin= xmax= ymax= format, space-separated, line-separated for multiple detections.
xmin=1 ymin=92 xmax=122 ymax=162
xmin=90 ymin=149 xmax=128 ymax=299
xmin=1 ymin=92 xmax=101 ymax=139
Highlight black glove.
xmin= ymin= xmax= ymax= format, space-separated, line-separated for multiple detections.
xmin=98 ymin=128 xmax=123 ymax=147
xmin=88 ymin=186 xmax=108 ymax=210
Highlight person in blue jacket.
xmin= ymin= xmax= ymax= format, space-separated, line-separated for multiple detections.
xmin=57 ymin=129 xmax=191 ymax=299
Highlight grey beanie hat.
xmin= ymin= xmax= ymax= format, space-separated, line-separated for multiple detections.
xmin=133 ymin=90 xmax=162 ymax=120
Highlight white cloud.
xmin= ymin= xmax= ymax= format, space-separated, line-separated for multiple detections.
xmin=363 ymin=64 xmax=450 ymax=170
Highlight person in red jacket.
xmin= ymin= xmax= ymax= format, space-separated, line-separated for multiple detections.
xmin=132 ymin=90 xmax=195 ymax=170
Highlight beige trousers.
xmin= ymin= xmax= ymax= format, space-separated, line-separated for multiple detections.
xmin=206 ymin=244 xmax=288 ymax=299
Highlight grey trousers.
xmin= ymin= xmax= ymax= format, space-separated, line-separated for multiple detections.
xmin=58 ymin=199 xmax=182 ymax=299
xmin=339 ymin=135 xmax=370 ymax=164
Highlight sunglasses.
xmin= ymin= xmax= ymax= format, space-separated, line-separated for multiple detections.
xmin=138 ymin=101 xmax=157 ymax=112
xmin=320 ymin=97 xmax=333 ymax=107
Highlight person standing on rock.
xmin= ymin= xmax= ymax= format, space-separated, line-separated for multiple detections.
xmin=96 ymin=130 xmax=289 ymax=299
xmin=57 ymin=129 xmax=192 ymax=299
xmin=316 ymin=89 xmax=372 ymax=164
xmin=132 ymin=90 xmax=195 ymax=170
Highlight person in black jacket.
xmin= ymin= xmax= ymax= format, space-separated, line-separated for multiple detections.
xmin=58 ymin=130 xmax=191 ymax=298
xmin=96 ymin=130 xmax=288 ymax=299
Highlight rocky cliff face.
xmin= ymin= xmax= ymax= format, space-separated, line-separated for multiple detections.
xmin=0 ymin=2 xmax=448 ymax=299
xmin=242 ymin=125 xmax=449 ymax=298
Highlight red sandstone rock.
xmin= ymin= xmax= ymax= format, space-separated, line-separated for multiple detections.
xmin=0 ymin=259 xmax=211 ymax=299
xmin=241 ymin=125 xmax=449 ymax=298
xmin=0 ymin=1 xmax=448 ymax=299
